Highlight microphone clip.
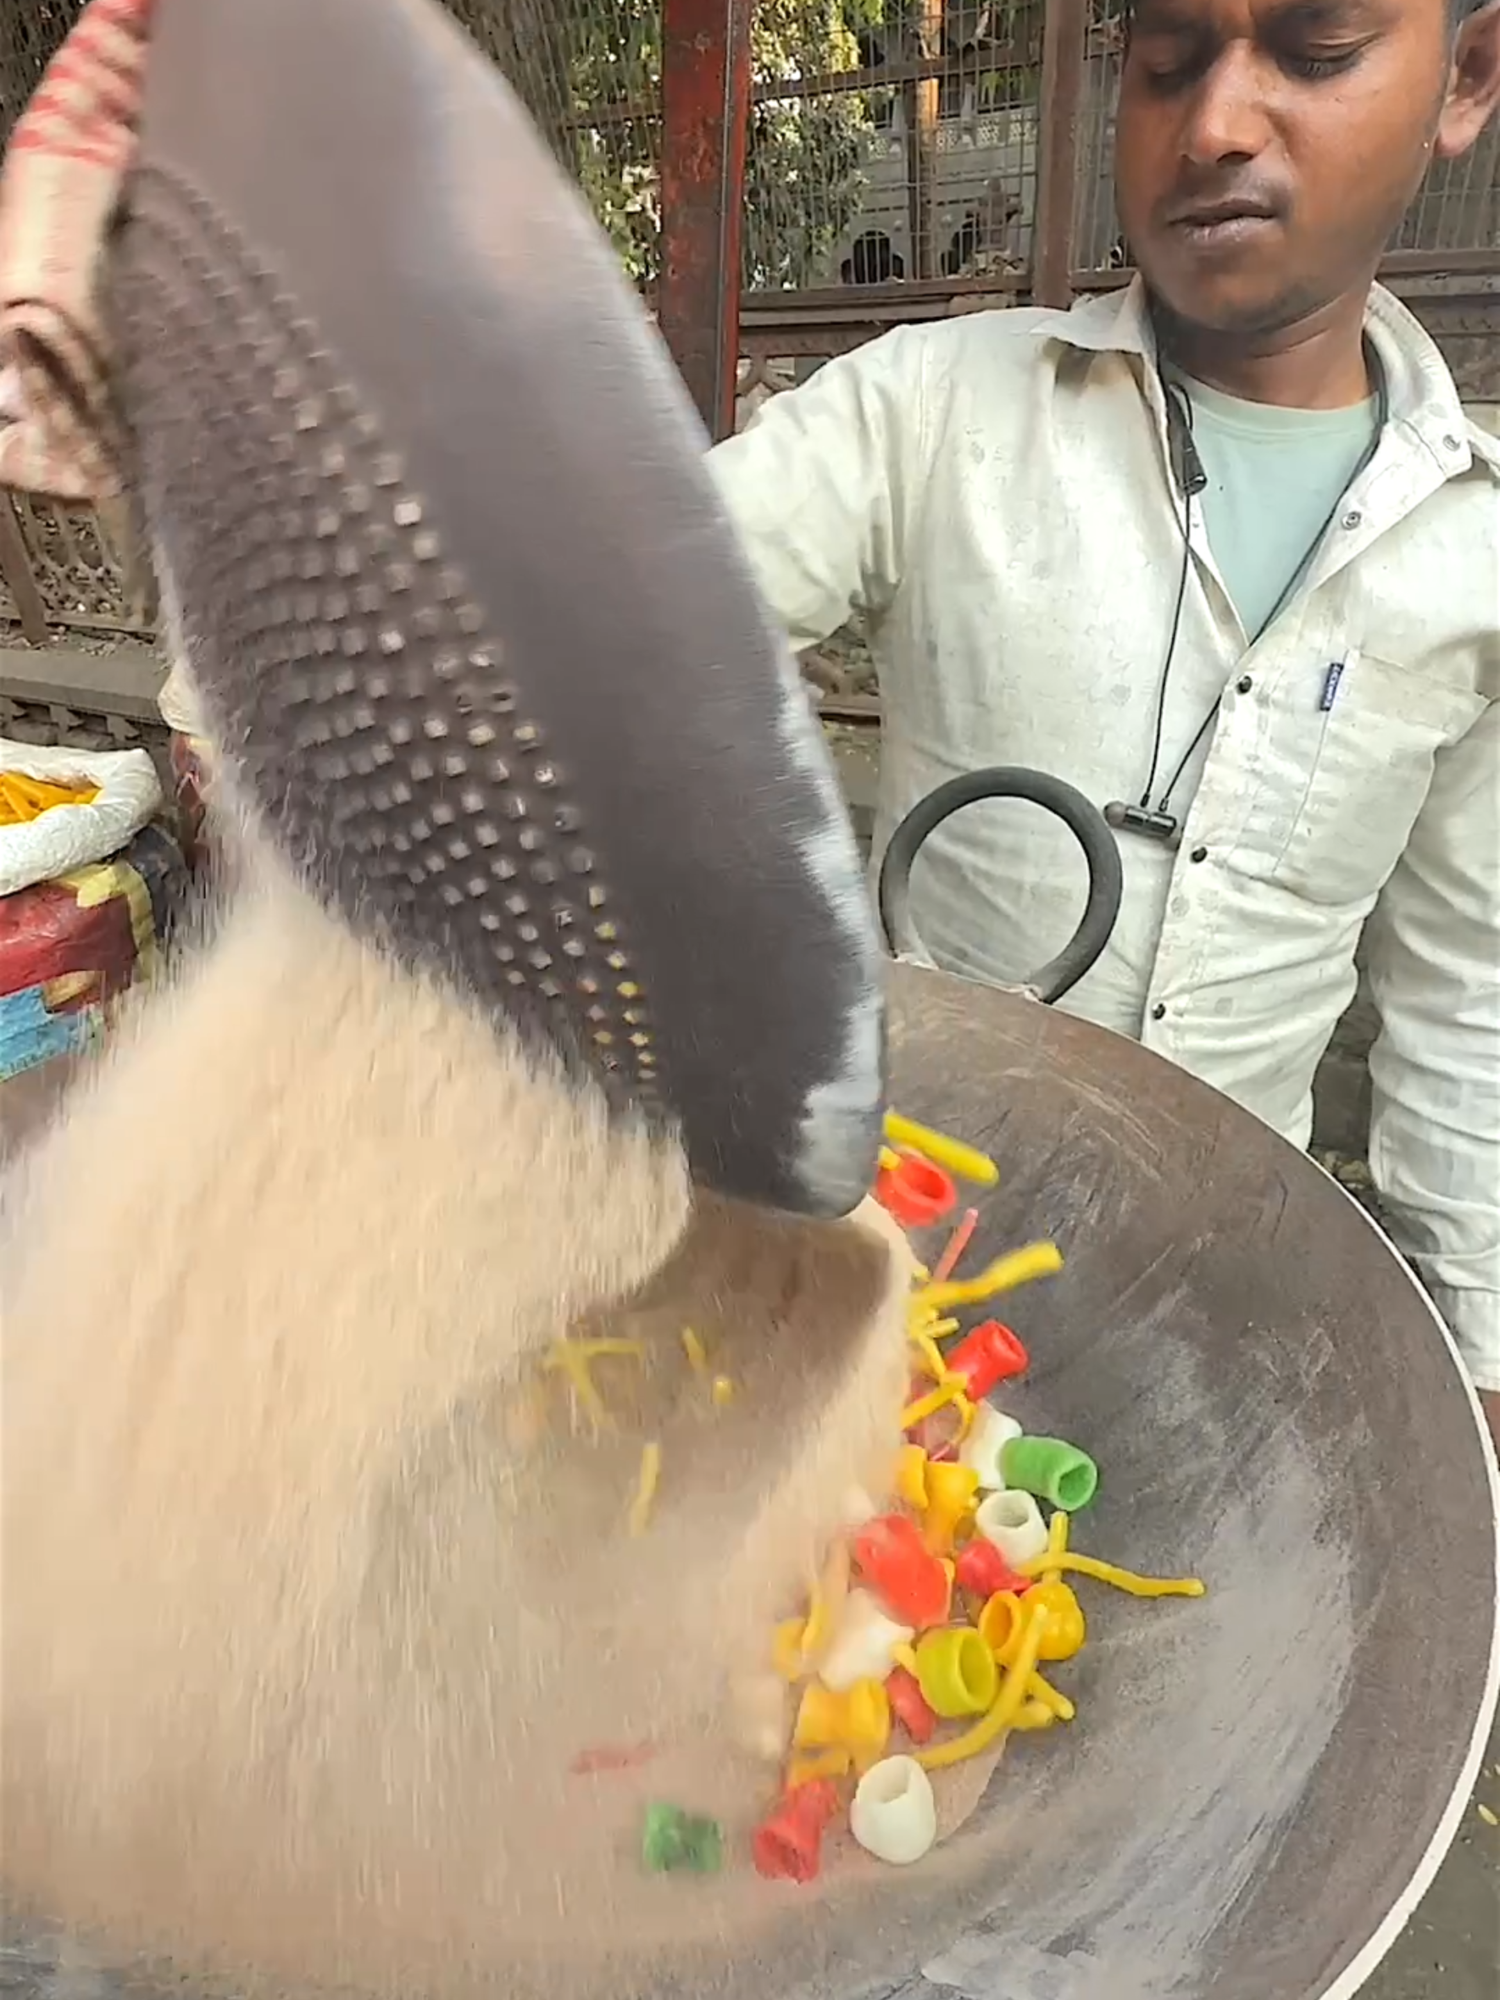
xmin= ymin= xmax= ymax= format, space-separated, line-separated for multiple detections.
xmin=1105 ymin=800 xmax=1180 ymax=843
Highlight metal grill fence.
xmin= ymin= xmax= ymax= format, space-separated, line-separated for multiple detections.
xmin=446 ymin=0 xmax=665 ymax=287
xmin=0 ymin=0 xmax=82 ymax=129
xmin=748 ymin=2 xmax=1046 ymax=294
xmin=2 ymin=0 xmax=1499 ymax=643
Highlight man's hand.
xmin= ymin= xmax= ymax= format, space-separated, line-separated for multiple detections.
xmin=1481 ymin=1389 xmax=1500 ymax=1464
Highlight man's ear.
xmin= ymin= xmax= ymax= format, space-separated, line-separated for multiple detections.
xmin=1436 ymin=1 xmax=1500 ymax=157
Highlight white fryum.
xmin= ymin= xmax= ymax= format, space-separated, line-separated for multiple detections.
xmin=974 ymin=1488 xmax=1049 ymax=1566
xmin=959 ymin=1403 xmax=1023 ymax=1490
xmin=850 ymin=1756 xmax=939 ymax=1866
xmin=818 ymin=1587 xmax=915 ymax=1693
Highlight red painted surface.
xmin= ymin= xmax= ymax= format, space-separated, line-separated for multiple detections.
xmin=659 ymin=0 xmax=752 ymax=440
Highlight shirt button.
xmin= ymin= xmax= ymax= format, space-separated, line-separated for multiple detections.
xmin=1340 ymin=509 xmax=1362 ymax=530
xmin=1189 ymin=846 xmax=1208 ymax=863
xmin=1236 ymin=674 xmax=1253 ymax=694
xmin=1443 ymin=433 xmax=1461 ymax=452
xmin=1150 ymin=1002 xmax=1167 ymax=1021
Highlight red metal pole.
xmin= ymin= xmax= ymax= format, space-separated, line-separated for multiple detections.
xmin=658 ymin=0 xmax=753 ymax=441
xmin=1032 ymin=0 xmax=1086 ymax=311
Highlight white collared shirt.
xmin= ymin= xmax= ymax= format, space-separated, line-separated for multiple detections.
xmin=711 ymin=281 xmax=1500 ymax=1393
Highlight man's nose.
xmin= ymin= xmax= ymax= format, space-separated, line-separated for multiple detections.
xmin=1180 ymin=45 xmax=1274 ymax=165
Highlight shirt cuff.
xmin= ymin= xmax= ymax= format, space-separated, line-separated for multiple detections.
xmin=157 ymin=659 xmax=208 ymax=738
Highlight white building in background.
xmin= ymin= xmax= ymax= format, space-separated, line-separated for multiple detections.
xmin=819 ymin=68 xmax=1121 ymax=290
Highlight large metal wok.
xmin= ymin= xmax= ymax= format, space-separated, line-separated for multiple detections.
xmin=4 ymin=954 xmax=1495 ymax=2000
xmin=865 ymin=958 xmax=1500 ymax=2000
xmin=3 ymin=0 xmax=1495 ymax=1990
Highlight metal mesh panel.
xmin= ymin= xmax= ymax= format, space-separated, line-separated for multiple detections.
xmin=747 ymin=2 xmax=1046 ymax=293
xmin=0 ymin=0 xmax=84 ymax=144
xmin=444 ymin=0 xmax=664 ymax=286
xmin=1394 ymin=121 xmax=1500 ymax=253
xmin=0 ymin=0 xmax=665 ymax=638
xmin=1073 ymin=0 xmax=1126 ymax=272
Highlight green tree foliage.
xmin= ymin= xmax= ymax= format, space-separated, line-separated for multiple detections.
xmin=444 ymin=0 xmax=906 ymax=290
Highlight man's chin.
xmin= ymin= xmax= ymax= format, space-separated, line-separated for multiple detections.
xmin=1135 ymin=254 xmax=1317 ymax=342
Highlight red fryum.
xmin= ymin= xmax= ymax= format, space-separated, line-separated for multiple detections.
xmin=954 ymin=1539 xmax=1032 ymax=1600
xmin=852 ymin=1514 xmax=951 ymax=1628
xmin=885 ymin=1666 xmax=937 ymax=1745
xmin=752 ymin=1779 xmax=842 ymax=1883
xmin=874 ymin=1151 xmax=958 ymax=1229
xmin=569 ymin=1742 xmax=656 ymax=1775
xmin=944 ymin=1320 xmax=1029 ymax=1399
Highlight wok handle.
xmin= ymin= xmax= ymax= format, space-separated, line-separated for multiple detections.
xmin=876 ymin=768 xmax=1124 ymax=1006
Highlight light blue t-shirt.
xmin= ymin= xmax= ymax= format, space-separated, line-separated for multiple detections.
xmin=1178 ymin=376 xmax=1380 ymax=640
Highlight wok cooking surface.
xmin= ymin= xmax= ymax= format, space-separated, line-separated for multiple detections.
xmin=2 ymin=964 xmax=1495 ymax=2000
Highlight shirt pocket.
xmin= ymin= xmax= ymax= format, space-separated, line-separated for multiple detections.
xmin=1267 ymin=649 xmax=1486 ymax=907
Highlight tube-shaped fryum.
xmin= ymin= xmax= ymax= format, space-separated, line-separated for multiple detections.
xmin=959 ymin=1402 xmax=1023 ymax=1489
xmin=974 ymin=1488 xmax=1049 ymax=1566
xmin=849 ymin=1756 xmax=938 ymax=1865
xmin=1000 ymin=1436 xmax=1099 ymax=1511
xmin=819 ymin=1589 xmax=916 ymax=1694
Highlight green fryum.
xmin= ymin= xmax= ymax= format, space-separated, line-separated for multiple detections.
xmin=641 ymin=1801 xmax=725 ymax=1874
xmin=1000 ymin=1435 xmax=1100 ymax=1511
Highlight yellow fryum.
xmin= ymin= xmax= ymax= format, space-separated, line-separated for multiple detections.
xmin=680 ymin=1327 xmax=708 ymax=1375
xmin=679 ymin=1328 xmax=734 ymax=1407
xmin=914 ymin=1601 xmax=1052 ymax=1770
xmin=893 ymin=1443 xmax=929 ymax=1511
xmin=913 ymin=1241 xmax=1063 ymax=1316
xmin=900 ymin=1379 xmax=975 ymax=1437
xmin=1026 ymin=1671 xmax=1076 ymax=1721
xmin=787 ymin=1747 xmax=852 ymax=1789
xmin=1017 ymin=1551 xmax=1207 ymax=1599
xmin=1042 ymin=1509 xmax=1071 ymax=1584
xmin=543 ymin=1336 xmax=644 ymax=1429
xmin=907 ymin=1310 xmax=964 ymax=1386
xmin=772 ymin=1544 xmax=850 ymax=1688
xmin=800 ymin=1541 xmax=851 ymax=1664
xmin=884 ymin=1112 xmax=999 ymax=1189
xmin=0 ymin=771 xmax=99 ymax=824
xmin=1478 ymin=1804 xmax=1498 ymax=1828
xmin=628 ymin=1441 xmax=662 ymax=1537
xmin=773 ymin=1619 xmax=809 ymax=1682
xmin=909 ymin=1328 xmax=950 ymax=1384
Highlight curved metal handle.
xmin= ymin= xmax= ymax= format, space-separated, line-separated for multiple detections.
xmin=877 ymin=767 xmax=1124 ymax=1005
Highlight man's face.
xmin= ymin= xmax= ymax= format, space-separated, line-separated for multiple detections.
xmin=1115 ymin=0 xmax=1500 ymax=337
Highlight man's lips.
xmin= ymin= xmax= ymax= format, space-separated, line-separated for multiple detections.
xmin=1169 ymin=197 xmax=1278 ymax=225
xmin=1165 ymin=198 xmax=1281 ymax=249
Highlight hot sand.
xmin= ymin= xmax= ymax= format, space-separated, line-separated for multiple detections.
xmin=1 ymin=855 xmax=997 ymax=2000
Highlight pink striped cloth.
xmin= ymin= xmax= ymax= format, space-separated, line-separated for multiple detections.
xmin=0 ymin=0 xmax=154 ymax=500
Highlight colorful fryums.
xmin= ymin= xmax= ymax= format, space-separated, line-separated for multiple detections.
xmin=566 ymin=1112 xmax=1206 ymax=1884
xmin=746 ymin=1113 xmax=1205 ymax=1883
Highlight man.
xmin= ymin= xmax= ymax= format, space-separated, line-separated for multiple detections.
xmin=709 ymin=0 xmax=1500 ymax=1446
